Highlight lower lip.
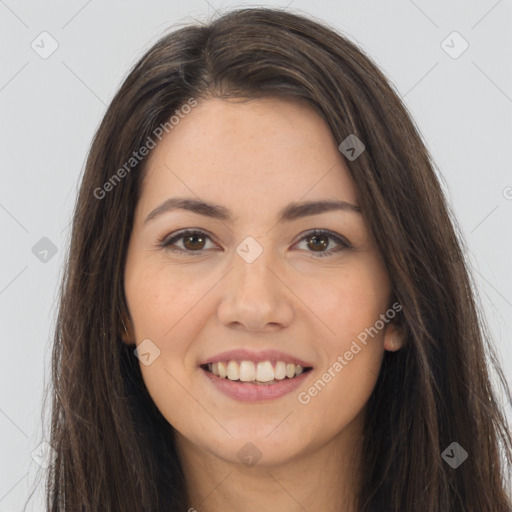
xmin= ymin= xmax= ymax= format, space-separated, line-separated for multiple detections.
xmin=201 ymin=367 xmax=312 ymax=402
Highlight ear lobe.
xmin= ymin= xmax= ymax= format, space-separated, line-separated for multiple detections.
xmin=383 ymin=323 xmax=404 ymax=352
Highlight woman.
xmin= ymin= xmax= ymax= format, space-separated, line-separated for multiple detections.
xmin=35 ymin=7 xmax=512 ymax=512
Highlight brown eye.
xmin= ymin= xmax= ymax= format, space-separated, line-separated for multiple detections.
xmin=160 ymin=230 xmax=216 ymax=255
xmin=182 ymin=233 xmax=206 ymax=251
xmin=306 ymin=234 xmax=330 ymax=252
xmin=294 ymin=229 xmax=351 ymax=258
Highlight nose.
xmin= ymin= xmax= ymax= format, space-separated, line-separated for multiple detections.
xmin=216 ymin=240 xmax=295 ymax=332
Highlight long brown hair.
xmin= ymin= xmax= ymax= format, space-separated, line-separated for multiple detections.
xmin=28 ymin=7 xmax=512 ymax=511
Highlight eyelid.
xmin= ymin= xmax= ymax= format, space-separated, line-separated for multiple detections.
xmin=158 ymin=228 xmax=219 ymax=252
xmin=293 ymin=228 xmax=351 ymax=247
xmin=291 ymin=228 xmax=352 ymax=258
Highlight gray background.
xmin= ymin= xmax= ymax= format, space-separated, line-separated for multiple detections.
xmin=1 ymin=0 xmax=511 ymax=509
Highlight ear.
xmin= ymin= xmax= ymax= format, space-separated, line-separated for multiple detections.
xmin=119 ymin=311 xmax=136 ymax=345
xmin=383 ymin=322 xmax=404 ymax=352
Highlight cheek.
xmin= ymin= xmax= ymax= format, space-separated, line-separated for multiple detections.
xmin=298 ymin=257 xmax=388 ymax=405
xmin=124 ymin=259 xmax=224 ymax=427
xmin=297 ymin=284 xmax=386 ymax=434
xmin=311 ymin=256 xmax=391 ymax=344
xmin=125 ymin=258 xmax=210 ymax=342
xmin=123 ymin=265 xmax=188 ymax=388
xmin=127 ymin=279 xmax=202 ymax=436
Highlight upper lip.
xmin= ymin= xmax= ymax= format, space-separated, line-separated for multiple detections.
xmin=199 ymin=349 xmax=313 ymax=368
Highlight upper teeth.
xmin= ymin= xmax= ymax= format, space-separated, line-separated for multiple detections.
xmin=208 ymin=360 xmax=304 ymax=382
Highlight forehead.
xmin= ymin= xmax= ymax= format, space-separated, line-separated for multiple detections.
xmin=137 ymin=97 xmax=358 ymax=221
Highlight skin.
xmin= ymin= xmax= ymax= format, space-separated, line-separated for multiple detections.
xmin=122 ymin=97 xmax=403 ymax=512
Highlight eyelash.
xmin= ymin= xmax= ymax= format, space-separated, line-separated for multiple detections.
xmin=158 ymin=229 xmax=351 ymax=258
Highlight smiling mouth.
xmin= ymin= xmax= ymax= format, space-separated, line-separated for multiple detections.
xmin=201 ymin=360 xmax=313 ymax=385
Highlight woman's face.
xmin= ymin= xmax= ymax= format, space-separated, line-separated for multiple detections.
xmin=123 ymin=97 xmax=399 ymax=467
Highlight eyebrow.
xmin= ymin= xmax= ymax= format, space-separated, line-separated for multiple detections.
xmin=144 ymin=197 xmax=361 ymax=225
